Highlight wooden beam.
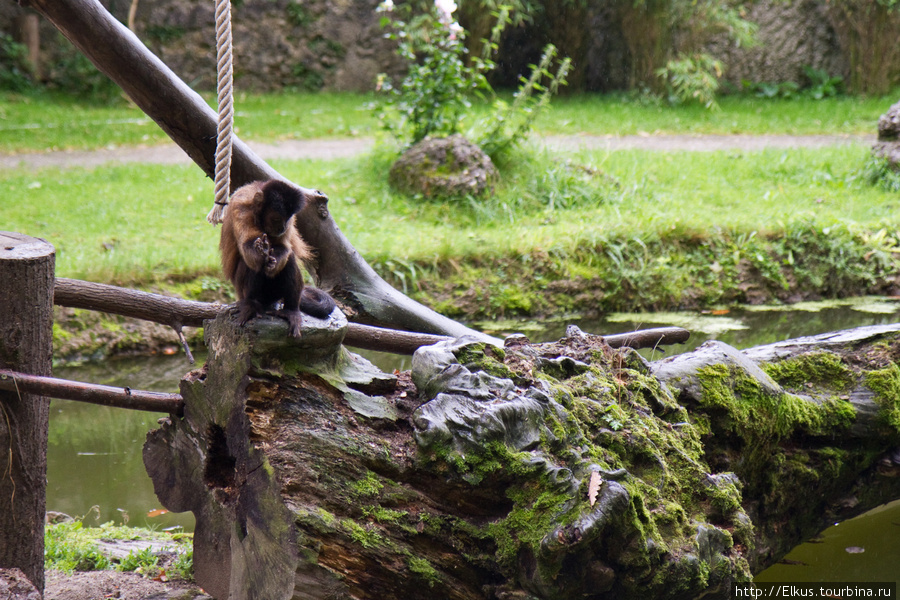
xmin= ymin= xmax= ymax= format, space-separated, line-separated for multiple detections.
xmin=0 ymin=369 xmax=184 ymax=415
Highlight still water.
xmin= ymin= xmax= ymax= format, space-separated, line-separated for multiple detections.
xmin=50 ymin=297 xmax=900 ymax=581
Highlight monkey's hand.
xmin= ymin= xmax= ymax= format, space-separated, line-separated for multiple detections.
xmin=253 ymin=235 xmax=279 ymax=274
xmin=253 ymin=234 xmax=271 ymax=256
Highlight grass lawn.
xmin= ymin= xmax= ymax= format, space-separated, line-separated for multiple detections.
xmin=3 ymin=139 xmax=898 ymax=310
xmin=2 ymin=90 xmax=899 ymax=318
xmin=1 ymin=89 xmax=896 ymax=154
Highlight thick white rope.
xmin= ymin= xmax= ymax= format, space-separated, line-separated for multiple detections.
xmin=207 ymin=0 xmax=234 ymax=225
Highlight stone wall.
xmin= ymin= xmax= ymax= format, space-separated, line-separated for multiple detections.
xmin=0 ymin=0 xmax=853 ymax=93
xmin=708 ymin=0 xmax=847 ymax=89
xmin=1 ymin=0 xmax=402 ymax=93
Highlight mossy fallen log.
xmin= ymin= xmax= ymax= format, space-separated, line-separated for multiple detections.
xmin=144 ymin=318 xmax=900 ymax=599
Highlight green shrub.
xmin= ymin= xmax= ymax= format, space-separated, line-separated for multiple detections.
xmin=657 ymin=53 xmax=722 ymax=110
xmin=0 ymin=33 xmax=35 ymax=92
xmin=376 ymin=1 xmax=568 ymax=158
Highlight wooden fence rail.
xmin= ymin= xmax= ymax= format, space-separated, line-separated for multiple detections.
xmin=0 ymin=369 xmax=184 ymax=415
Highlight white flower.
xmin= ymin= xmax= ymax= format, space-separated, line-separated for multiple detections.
xmin=377 ymin=0 xmax=394 ymax=12
xmin=434 ymin=0 xmax=457 ymax=23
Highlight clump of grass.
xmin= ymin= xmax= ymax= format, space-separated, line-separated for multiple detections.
xmin=117 ymin=546 xmax=159 ymax=573
xmin=45 ymin=520 xmax=113 ymax=573
xmin=45 ymin=518 xmax=193 ymax=580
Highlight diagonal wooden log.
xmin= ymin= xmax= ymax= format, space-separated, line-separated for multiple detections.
xmin=23 ymin=0 xmax=491 ymax=343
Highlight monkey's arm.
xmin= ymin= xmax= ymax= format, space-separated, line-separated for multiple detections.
xmin=230 ymin=197 xmax=269 ymax=273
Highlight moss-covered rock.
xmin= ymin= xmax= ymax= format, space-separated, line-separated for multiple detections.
xmin=389 ymin=135 xmax=498 ymax=199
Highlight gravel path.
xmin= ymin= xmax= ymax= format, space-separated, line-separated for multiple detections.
xmin=0 ymin=134 xmax=875 ymax=170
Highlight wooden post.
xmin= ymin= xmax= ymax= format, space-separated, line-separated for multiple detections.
xmin=0 ymin=232 xmax=55 ymax=594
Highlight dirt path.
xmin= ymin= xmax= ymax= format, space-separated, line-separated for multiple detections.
xmin=0 ymin=134 xmax=875 ymax=170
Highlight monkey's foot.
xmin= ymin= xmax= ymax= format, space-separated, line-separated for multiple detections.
xmin=282 ymin=310 xmax=303 ymax=338
xmin=237 ymin=300 xmax=263 ymax=326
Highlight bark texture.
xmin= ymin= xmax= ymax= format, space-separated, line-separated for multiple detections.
xmin=0 ymin=232 xmax=55 ymax=594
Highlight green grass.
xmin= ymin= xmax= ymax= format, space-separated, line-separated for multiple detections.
xmin=45 ymin=519 xmax=192 ymax=578
xmin=3 ymin=89 xmax=899 ymax=318
xmin=2 ymin=164 xmax=218 ymax=283
xmin=0 ymin=90 xmax=379 ymax=154
xmin=531 ymin=92 xmax=896 ymax=136
xmin=3 ymin=142 xmax=897 ymax=287
xmin=2 ymin=89 xmax=897 ymax=154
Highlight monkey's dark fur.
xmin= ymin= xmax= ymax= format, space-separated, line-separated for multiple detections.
xmin=220 ymin=179 xmax=335 ymax=337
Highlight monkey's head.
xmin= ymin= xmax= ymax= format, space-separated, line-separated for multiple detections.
xmin=260 ymin=180 xmax=306 ymax=236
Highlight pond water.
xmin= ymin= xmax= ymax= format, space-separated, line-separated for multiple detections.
xmin=49 ymin=296 xmax=900 ymax=582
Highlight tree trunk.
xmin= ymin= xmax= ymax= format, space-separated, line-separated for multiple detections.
xmin=24 ymin=0 xmax=490 ymax=342
xmin=145 ymin=313 xmax=900 ymax=599
xmin=0 ymin=232 xmax=55 ymax=594
xmin=18 ymin=14 xmax=41 ymax=81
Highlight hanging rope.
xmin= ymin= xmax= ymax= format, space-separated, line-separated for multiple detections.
xmin=206 ymin=0 xmax=234 ymax=225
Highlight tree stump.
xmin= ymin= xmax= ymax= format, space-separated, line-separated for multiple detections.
xmin=0 ymin=232 xmax=55 ymax=594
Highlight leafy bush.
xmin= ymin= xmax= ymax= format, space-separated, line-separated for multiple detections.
xmin=741 ymin=80 xmax=801 ymax=99
xmin=0 ymin=33 xmax=35 ymax=92
xmin=477 ymin=45 xmax=571 ymax=157
xmin=376 ymin=0 xmax=490 ymax=145
xmin=740 ymin=66 xmax=844 ymax=101
xmin=656 ymin=53 xmax=723 ymax=109
xmin=802 ymin=66 xmax=844 ymax=99
xmin=376 ymin=1 xmax=569 ymax=159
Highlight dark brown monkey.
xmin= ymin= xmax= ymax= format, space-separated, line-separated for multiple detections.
xmin=220 ymin=179 xmax=335 ymax=337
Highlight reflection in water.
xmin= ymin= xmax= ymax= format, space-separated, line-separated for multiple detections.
xmin=50 ymin=298 xmax=900 ymax=579
xmin=50 ymin=355 xmax=199 ymax=532
xmin=755 ymin=500 xmax=900 ymax=585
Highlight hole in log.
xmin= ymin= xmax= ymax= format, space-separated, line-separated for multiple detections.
xmin=204 ymin=424 xmax=236 ymax=489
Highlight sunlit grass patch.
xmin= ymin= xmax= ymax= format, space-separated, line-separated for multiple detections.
xmin=45 ymin=518 xmax=192 ymax=580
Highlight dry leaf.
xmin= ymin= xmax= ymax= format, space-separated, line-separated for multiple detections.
xmin=588 ymin=471 xmax=603 ymax=507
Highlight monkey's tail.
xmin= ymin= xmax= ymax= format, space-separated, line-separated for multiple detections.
xmin=300 ymin=287 xmax=338 ymax=319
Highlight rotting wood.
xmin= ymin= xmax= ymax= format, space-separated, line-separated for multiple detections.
xmin=0 ymin=369 xmax=184 ymax=415
xmin=144 ymin=313 xmax=900 ymax=599
xmin=54 ymin=278 xmax=691 ymax=354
